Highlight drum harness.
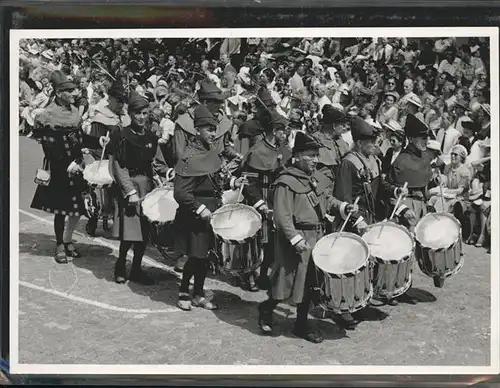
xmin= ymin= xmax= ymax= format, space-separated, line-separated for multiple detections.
xmin=348 ymin=151 xmax=379 ymax=225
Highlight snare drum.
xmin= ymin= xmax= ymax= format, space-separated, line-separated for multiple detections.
xmin=362 ymin=222 xmax=414 ymax=300
xmin=414 ymin=212 xmax=463 ymax=287
xmin=142 ymin=185 xmax=179 ymax=248
xmin=83 ymin=160 xmax=115 ymax=219
xmin=83 ymin=160 xmax=114 ymax=188
xmin=312 ymin=232 xmax=373 ymax=314
xmin=211 ymin=203 xmax=263 ymax=276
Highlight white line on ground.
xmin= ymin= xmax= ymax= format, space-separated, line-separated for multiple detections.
xmin=19 ymin=280 xmax=180 ymax=314
xmin=18 ymin=208 xmax=291 ymax=320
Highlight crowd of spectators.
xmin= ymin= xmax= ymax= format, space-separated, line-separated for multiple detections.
xmin=18 ymin=36 xmax=492 ymax=251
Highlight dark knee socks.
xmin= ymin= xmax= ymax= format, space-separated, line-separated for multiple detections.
xmin=179 ymin=257 xmax=208 ymax=297
xmin=132 ymin=242 xmax=146 ymax=271
xmin=54 ymin=214 xmax=65 ymax=246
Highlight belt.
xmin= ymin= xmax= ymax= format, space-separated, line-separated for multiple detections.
xmin=294 ymin=223 xmax=324 ymax=231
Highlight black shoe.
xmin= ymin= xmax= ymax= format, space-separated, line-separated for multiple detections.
xmin=128 ymin=268 xmax=155 ymax=285
xmin=293 ymin=323 xmax=323 ymax=343
xmin=114 ymin=261 xmax=127 ymax=284
xmin=54 ymin=244 xmax=68 ymax=264
xmin=86 ymin=219 xmax=97 ymax=237
xmin=257 ymin=274 xmax=270 ymax=290
xmin=258 ymin=303 xmax=273 ymax=335
xmin=433 ymin=276 xmax=445 ymax=288
xmin=337 ymin=313 xmax=356 ymax=330
xmin=64 ymin=243 xmax=82 ymax=258
xmin=247 ymin=273 xmax=259 ymax=292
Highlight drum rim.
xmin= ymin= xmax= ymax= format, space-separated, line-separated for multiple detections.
xmin=414 ymin=211 xmax=461 ymax=250
xmin=142 ymin=186 xmax=179 ymax=223
xmin=312 ymin=231 xmax=370 ymax=275
xmin=211 ymin=203 xmax=263 ymax=241
xmin=362 ymin=221 xmax=415 ymax=263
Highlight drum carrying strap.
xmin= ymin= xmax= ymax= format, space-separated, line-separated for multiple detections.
xmin=347 ymin=151 xmax=378 ymax=223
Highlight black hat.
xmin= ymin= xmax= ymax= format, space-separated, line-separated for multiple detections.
xmin=404 ymin=114 xmax=429 ymax=139
xmin=197 ymin=78 xmax=224 ymax=101
xmin=108 ymin=80 xmax=128 ymax=102
xmin=127 ymin=90 xmax=149 ymax=112
xmin=351 ymin=117 xmax=378 ymax=141
xmin=50 ymin=70 xmax=77 ymax=91
xmin=293 ymin=131 xmax=321 ymax=154
xmin=194 ymin=104 xmax=217 ymax=128
xmin=322 ymin=104 xmax=347 ymax=124
xmin=462 ymin=120 xmax=481 ymax=133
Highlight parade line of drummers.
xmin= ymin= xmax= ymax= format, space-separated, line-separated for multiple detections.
xmin=31 ymin=68 xmax=472 ymax=344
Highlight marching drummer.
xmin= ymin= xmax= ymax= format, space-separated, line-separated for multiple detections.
xmin=386 ymin=114 xmax=446 ymax=290
xmin=236 ymin=87 xmax=278 ymax=156
xmin=334 ymin=117 xmax=402 ymax=309
xmin=82 ymin=80 xmax=130 ymax=236
xmin=258 ymin=131 xmax=358 ymax=343
xmin=172 ymin=77 xmax=243 ymax=272
xmin=173 ymin=104 xmax=247 ymax=311
xmin=310 ymin=104 xmax=351 ymax=197
xmin=110 ymin=90 xmax=170 ymax=285
xmin=237 ymin=108 xmax=292 ymax=291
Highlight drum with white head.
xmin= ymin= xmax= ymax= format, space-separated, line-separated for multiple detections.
xmin=312 ymin=232 xmax=373 ymax=314
xmin=414 ymin=212 xmax=463 ymax=287
xmin=362 ymin=221 xmax=414 ymax=300
xmin=83 ymin=160 xmax=114 ymax=188
xmin=211 ymin=203 xmax=263 ymax=276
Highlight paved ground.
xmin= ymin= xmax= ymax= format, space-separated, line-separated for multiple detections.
xmin=15 ymin=136 xmax=491 ymax=366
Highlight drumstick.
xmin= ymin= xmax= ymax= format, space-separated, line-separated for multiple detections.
xmin=380 ymin=182 xmax=408 ymax=239
xmin=236 ymin=174 xmax=247 ymax=203
xmin=437 ymin=169 xmax=445 ymax=211
xmin=389 ymin=182 xmax=408 ymax=221
xmin=330 ymin=196 xmax=360 ymax=248
xmin=100 ymin=131 xmax=110 ymax=161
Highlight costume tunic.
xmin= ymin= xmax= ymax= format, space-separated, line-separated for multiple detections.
xmin=270 ymin=166 xmax=344 ymax=304
xmin=30 ymin=100 xmax=86 ymax=217
xmin=111 ymin=125 xmax=168 ymax=242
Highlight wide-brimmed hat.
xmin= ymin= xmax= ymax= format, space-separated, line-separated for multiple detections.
xmin=382 ymin=119 xmax=403 ymax=133
xmin=384 ymin=91 xmax=400 ymax=101
xmin=406 ymin=94 xmax=423 ymax=108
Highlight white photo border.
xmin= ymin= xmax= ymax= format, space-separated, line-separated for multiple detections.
xmin=9 ymin=26 xmax=500 ymax=376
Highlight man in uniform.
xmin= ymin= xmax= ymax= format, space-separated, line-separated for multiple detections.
xmin=237 ymin=109 xmax=292 ymax=291
xmin=310 ymin=104 xmax=351 ymax=197
xmin=257 ymin=131 xmax=358 ymax=343
xmin=172 ymin=77 xmax=242 ymax=271
xmin=334 ymin=117 xmax=408 ymax=309
xmin=386 ymin=114 xmax=444 ymax=290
